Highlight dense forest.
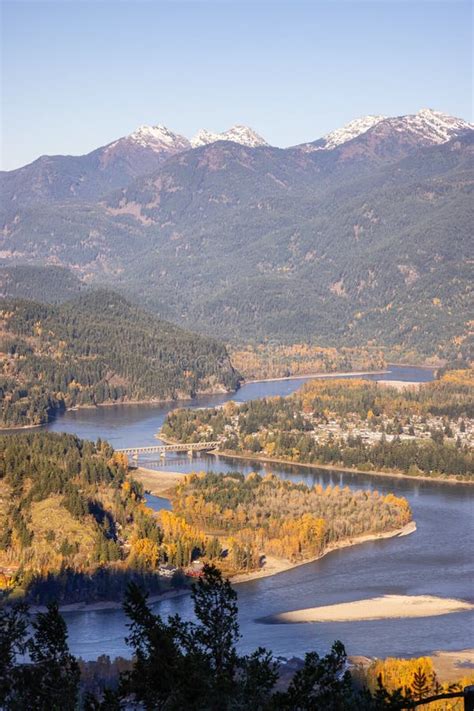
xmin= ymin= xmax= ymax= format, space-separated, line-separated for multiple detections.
xmin=0 ymin=264 xmax=84 ymax=304
xmin=2 ymin=565 xmax=471 ymax=710
xmin=0 ymin=290 xmax=240 ymax=427
xmin=0 ymin=432 xmax=196 ymax=603
xmin=0 ymin=431 xmax=413 ymax=601
xmin=162 ymin=370 xmax=474 ymax=481
xmin=170 ymin=472 xmax=412 ymax=573
xmin=229 ymin=343 xmax=386 ymax=380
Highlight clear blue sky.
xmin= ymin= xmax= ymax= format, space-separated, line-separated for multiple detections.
xmin=1 ymin=0 xmax=472 ymax=170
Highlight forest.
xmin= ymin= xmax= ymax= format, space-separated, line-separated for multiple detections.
xmin=0 ymin=432 xmax=197 ymax=603
xmin=0 ymin=431 xmax=414 ymax=600
xmin=2 ymin=564 xmax=472 ymax=710
xmin=229 ymin=343 xmax=386 ymax=380
xmin=170 ymin=472 xmax=412 ymax=573
xmin=162 ymin=370 xmax=474 ymax=481
xmin=0 ymin=290 xmax=240 ymax=427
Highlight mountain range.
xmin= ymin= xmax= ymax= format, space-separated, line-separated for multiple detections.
xmin=1 ymin=108 xmax=472 ymax=359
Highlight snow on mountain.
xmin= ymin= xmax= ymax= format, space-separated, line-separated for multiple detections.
xmin=128 ymin=124 xmax=191 ymax=152
xmin=191 ymin=124 xmax=269 ymax=148
xmin=297 ymin=115 xmax=386 ymax=152
xmin=299 ymin=109 xmax=472 ymax=153
xmin=104 ymin=124 xmax=191 ymax=156
xmin=379 ymin=108 xmax=473 ymax=145
xmin=191 ymin=129 xmax=224 ymax=147
xmin=321 ymin=115 xmax=386 ymax=150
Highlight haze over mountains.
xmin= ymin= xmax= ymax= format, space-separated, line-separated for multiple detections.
xmin=1 ymin=108 xmax=472 ymax=359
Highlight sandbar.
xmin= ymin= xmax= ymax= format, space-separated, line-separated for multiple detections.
xmin=267 ymin=595 xmax=474 ymax=623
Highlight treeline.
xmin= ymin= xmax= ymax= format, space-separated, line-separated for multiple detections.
xmin=171 ymin=472 xmax=412 ymax=572
xmin=0 ymin=290 xmax=240 ymax=427
xmin=294 ymin=370 xmax=474 ymax=420
xmin=359 ymin=655 xmax=473 ymax=705
xmin=19 ymin=566 xmax=187 ymax=607
xmin=3 ymin=564 xmax=463 ymax=710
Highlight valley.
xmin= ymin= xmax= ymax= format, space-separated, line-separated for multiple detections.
xmin=1 ymin=109 xmax=472 ymax=360
xmin=3 ymin=3 xmax=473 ymax=706
xmin=1 ymin=108 xmax=473 ymax=704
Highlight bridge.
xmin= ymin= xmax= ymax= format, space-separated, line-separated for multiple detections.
xmin=117 ymin=441 xmax=220 ymax=460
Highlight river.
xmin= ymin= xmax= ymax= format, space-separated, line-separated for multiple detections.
xmin=40 ymin=366 xmax=474 ymax=660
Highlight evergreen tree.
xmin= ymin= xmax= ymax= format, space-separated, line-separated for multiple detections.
xmin=26 ymin=602 xmax=80 ymax=710
xmin=0 ymin=600 xmax=29 ymax=707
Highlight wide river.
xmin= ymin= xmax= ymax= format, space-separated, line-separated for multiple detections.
xmin=42 ymin=366 xmax=473 ymax=660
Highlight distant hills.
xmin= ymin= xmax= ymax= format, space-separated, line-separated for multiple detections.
xmin=1 ymin=108 xmax=472 ymax=360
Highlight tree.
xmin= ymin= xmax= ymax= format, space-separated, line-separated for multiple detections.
xmin=236 ymin=647 xmax=279 ymax=709
xmin=119 ymin=582 xmax=184 ymax=710
xmin=185 ymin=563 xmax=240 ymax=706
xmin=115 ymin=565 xmax=278 ymax=710
xmin=273 ymin=642 xmax=357 ymax=710
xmin=411 ymin=667 xmax=431 ymax=701
xmin=26 ymin=602 xmax=80 ymax=709
xmin=0 ymin=599 xmax=29 ymax=706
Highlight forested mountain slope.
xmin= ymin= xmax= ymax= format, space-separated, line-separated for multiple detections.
xmin=0 ymin=291 xmax=240 ymax=427
xmin=0 ymin=264 xmax=84 ymax=303
xmin=1 ymin=111 xmax=472 ymax=359
xmin=0 ymin=124 xmax=192 ymax=204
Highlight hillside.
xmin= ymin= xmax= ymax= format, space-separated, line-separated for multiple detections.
xmin=0 ymin=264 xmax=84 ymax=303
xmin=0 ymin=291 xmax=240 ymax=428
xmin=0 ymin=110 xmax=472 ymax=359
xmin=0 ymin=432 xmax=188 ymax=603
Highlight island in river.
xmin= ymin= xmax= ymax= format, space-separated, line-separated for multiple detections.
xmin=133 ymin=465 xmax=416 ymax=586
xmin=0 ymin=430 xmax=415 ymax=608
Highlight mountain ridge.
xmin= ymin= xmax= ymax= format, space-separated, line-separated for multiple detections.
xmin=0 ymin=110 xmax=472 ymax=359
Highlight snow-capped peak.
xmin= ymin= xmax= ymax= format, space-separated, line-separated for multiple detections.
xmin=191 ymin=124 xmax=269 ymax=148
xmin=390 ymin=108 xmax=473 ymax=144
xmin=298 ymin=109 xmax=472 ymax=153
xmin=320 ymin=115 xmax=386 ymax=150
xmin=128 ymin=124 xmax=191 ymax=152
xmin=191 ymin=129 xmax=223 ymax=148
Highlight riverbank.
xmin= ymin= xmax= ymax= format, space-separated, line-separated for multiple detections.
xmin=0 ymin=386 xmax=234 ymax=433
xmin=244 ymin=369 xmax=390 ymax=384
xmin=29 ymin=586 xmax=191 ymax=614
xmin=231 ymin=521 xmax=416 ymax=584
xmin=211 ymin=449 xmax=474 ymax=486
xmin=264 ymin=594 xmax=474 ymax=624
xmin=133 ymin=466 xmax=187 ymax=498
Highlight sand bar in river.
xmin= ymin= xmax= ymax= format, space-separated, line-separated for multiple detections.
xmin=267 ymin=595 xmax=474 ymax=624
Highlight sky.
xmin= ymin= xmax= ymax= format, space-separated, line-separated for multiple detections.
xmin=1 ymin=0 xmax=472 ymax=170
